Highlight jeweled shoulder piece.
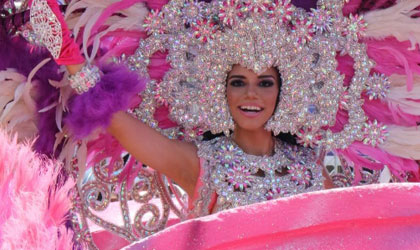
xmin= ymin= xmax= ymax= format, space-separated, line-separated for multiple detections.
xmin=194 ymin=137 xmax=324 ymax=213
xmin=129 ymin=0 xmax=390 ymax=150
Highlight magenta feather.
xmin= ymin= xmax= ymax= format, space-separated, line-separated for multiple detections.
xmin=366 ymin=38 xmax=420 ymax=90
xmin=99 ymin=35 xmax=146 ymax=63
xmin=337 ymin=141 xmax=419 ymax=184
xmin=145 ymin=0 xmax=169 ymax=10
xmin=362 ymin=96 xmax=420 ymax=126
xmin=336 ymin=54 xmax=355 ymax=87
xmin=149 ymin=51 xmax=172 ymax=81
xmin=155 ymin=106 xmax=178 ymax=129
xmin=327 ymin=109 xmax=348 ymax=133
xmin=343 ymin=0 xmax=363 ymax=16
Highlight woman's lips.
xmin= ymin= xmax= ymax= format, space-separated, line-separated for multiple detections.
xmin=238 ymin=106 xmax=264 ymax=118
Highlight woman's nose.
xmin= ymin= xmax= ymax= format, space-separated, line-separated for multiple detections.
xmin=245 ymin=83 xmax=258 ymax=98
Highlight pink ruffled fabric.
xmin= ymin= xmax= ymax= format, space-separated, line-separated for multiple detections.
xmin=188 ymin=159 xmax=217 ymax=217
xmin=29 ymin=0 xmax=85 ymax=65
xmin=124 ymin=183 xmax=420 ymax=250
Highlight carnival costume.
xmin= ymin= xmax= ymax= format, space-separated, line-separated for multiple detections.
xmin=1 ymin=0 xmax=420 ymax=249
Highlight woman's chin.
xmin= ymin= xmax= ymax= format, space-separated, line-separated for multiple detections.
xmin=231 ymin=111 xmax=273 ymax=132
xmin=234 ymin=120 xmax=269 ymax=132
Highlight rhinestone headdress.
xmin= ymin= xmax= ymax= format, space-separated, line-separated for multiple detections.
xmin=127 ymin=0 xmax=390 ymax=150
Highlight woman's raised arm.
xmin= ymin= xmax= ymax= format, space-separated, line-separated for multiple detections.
xmin=108 ymin=111 xmax=200 ymax=198
xmin=65 ymin=62 xmax=200 ymax=197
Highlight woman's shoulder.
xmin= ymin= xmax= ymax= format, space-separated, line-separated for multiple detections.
xmin=195 ymin=136 xmax=225 ymax=159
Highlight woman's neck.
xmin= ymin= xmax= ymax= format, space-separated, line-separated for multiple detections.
xmin=232 ymin=126 xmax=274 ymax=156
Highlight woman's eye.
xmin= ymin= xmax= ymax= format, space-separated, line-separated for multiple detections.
xmin=230 ymin=80 xmax=245 ymax=87
xmin=259 ymin=80 xmax=274 ymax=87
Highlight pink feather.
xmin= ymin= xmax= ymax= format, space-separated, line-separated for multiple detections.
xmin=155 ymin=106 xmax=178 ymax=129
xmin=89 ymin=0 xmax=146 ymax=39
xmin=342 ymin=0 xmax=363 ymax=16
xmin=336 ymin=54 xmax=355 ymax=87
xmin=362 ymin=96 xmax=420 ymax=126
xmin=337 ymin=141 xmax=419 ymax=184
xmin=145 ymin=0 xmax=169 ymax=10
xmin=148 ymin=51 xmax=172 ymax=81
xmin=367 ymin=0 xmax=397 ymax=11
xmin=0 ymin=129 xmax=74 ymax=249
xmin=98 ymin=35 xmax=146 ymax=63
xmin=343 ymin=0 xmax=397 ymax=16
xmin=377 ymin=46 xmax=414 ymax=90
xmin=326 ymin=109 xmax=348 ymax=133
xmin=366 ymin=38 xmax=420 ymax=90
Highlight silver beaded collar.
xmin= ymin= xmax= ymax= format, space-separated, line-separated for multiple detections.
xmin=196 ymin=136 xmax=325 ymax=213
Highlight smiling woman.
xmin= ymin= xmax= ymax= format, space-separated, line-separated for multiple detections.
xmin=227 ymin=65 xmax=279 ymax=134
xmin=185 ymin=62 xmax=333 ymax=215
xmin=227 ymin=66 xmax=280 ymax=156
xmin=2 ymin=0 xmax=420 ymax=248
xmin=106 ymin=61 xmax=330 ymax=216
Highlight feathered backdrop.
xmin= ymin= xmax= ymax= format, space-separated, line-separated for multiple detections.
xmin=0 ymin=0 xmax=420 ymax=249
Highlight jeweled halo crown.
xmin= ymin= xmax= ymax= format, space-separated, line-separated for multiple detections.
xmin=127 ymin=0 xmax=390 ymax=150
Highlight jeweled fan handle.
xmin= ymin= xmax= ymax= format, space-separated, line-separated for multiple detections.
xmin=28 ymin=0 xmax=85 ymax=65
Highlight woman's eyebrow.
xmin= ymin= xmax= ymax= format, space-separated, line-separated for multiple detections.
xmin=228 ymin=75 xmax=246 ymax=80
xmin=228 ymin=75 xmax=275 ymax=80
xmin=258 ymin=75 xmax=275 ymax=79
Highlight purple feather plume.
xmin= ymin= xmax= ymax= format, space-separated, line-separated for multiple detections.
xmin=0 ymin=32 xmax=62 ymax=157
xmin=64 ymin=63 xmax=147 ymax=139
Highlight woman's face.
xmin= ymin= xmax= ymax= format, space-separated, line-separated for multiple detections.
xmin=226 ymin=65 xmax=280 ymax=131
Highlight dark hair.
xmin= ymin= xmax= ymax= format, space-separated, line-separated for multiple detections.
xmin=202 ymin=131 xmax=298 ymax=145
xmin=204 ymin=68 xmax=298 ymax=145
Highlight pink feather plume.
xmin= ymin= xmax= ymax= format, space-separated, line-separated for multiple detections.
xmin=0 ymin=128 xmax=75 ymax=249
xmin=337 ymin=141 xmax=419 ymax=184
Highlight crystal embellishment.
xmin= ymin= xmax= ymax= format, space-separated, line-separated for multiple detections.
xmin=363 ymin=120 xmax=389 ymax=147
xmin=143 ymin=9 xmax=166 ymax=35
xmin=30 ymin=0 xmax=62 ymax=59
xmin=366 ymin=73 xmax=391 ymax=100
xmin=219 ymin=0 xmax=244 ymax=27
xmin=196 ymin=137 xmax=324 ymax=211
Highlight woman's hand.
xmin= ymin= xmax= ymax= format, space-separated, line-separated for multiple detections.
xmin=67 ymin=64 xmax=85 ymax=75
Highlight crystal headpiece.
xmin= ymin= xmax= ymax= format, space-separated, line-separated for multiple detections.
xmin=127 ymin=0 xmax=390 ymax=150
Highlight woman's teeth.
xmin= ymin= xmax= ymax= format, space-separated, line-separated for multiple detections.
xmin=240 ymin=106 xmax=262 ymax=112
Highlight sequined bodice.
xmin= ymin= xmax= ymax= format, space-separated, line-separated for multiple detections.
xmin=192 ymin=137 xmax=325 ymax=215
